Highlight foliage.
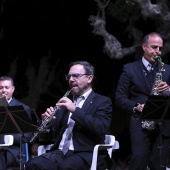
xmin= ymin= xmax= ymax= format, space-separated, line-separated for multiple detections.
xmin=107 ymin=0 xmax=139 ymax=23
xmin=90 ymin=0 xmax=170 ymax=59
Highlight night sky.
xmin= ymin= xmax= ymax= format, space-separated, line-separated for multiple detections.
xmin=0 ymin=1 xmax=142 ymax=143
xmin=0 ymin=0 xmax=134 ymax=96
xmin=1 ymin=1 xmax=170 ymax=162
xmin=1 ymin=0 xmax=164 ymax=158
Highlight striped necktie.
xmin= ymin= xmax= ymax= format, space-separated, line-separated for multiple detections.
xmin=61 ymin=96 xmax=84 ymax=155
xmin=147 ymin=63 xmax=152 ymax=72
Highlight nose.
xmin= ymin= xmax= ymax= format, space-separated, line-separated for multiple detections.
xmin=1 ymin=87 xmax=6 ymax=92
xmin=155 ymin=47 xmax=162 ymax=54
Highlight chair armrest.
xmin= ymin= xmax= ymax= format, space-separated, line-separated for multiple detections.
xmin=90 ymin=144 xmax=114 ymax=170
xmin=90 ymin=135 xmax=116 ymax=170
xmin=0 ymin=135 xmax=14 ymax=148
xmin=108 ymin=140 xmax=120 ymax=158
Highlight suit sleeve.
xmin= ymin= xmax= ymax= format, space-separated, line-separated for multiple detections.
xmin=115 ymin=65 xmax=137 ymax=114
xmin=71 ymin=95 xmax=112 ymax=136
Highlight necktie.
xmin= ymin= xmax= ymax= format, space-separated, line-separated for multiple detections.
xmin=147 ymin=63 xmax=152 ymax=72
xmin=61 ymin=96 xmax=84 ymax=155
xmin=75 ymin=96 xmax=84 ymax=108
xmin=61 ymin=120 xmax=74 ymax=155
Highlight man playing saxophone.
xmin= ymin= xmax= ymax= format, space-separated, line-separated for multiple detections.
xmin=26 ymin=61 xmax=112 ymax=170
xmin=115 ymin=32 xmax=170 ymax=170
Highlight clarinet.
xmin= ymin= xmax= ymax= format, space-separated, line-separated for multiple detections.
xmin=30 ymin=88 xmax=73 ymax=143
xmin=141 ymin=56 xmax=165 ymax=131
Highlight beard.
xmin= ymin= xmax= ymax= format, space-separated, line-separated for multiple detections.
xmin=71 ymin=84 xmax=88 ymax=97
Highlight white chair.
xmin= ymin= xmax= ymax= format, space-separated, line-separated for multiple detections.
xmin=0 ymin=135 xmax=14 ymax=148
xmin=90 ymin=135 xmax=119 ymax=170
xmin=38 ymin=135 xmax=119 ymax=170
xmin=108 ymin=140 xmax=119 ymax=158
xmin=0 ymin=135 xmax=30 ymax=170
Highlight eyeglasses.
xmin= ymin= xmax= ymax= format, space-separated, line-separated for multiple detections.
xmin=65 ymin=73 xmax=90 ymax=80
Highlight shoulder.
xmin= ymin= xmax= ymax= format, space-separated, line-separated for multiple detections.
xmin=10 ymin=98 xmax=30 ymax=110
xmin=120 ymin=61 xmax=141 ymax=75
xmin=164 ymin=63 xmax=170 ymax=69
xmin=90 ymin=91 xmax=112 ymax=103
xmin=124 ymin=60 xmax=141 ymax=68
xmin=9 ymin=98 xmax=32 ymax=118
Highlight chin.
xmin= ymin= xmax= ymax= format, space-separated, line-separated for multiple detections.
xmin=72 ymin=89 xmax=78 ymax=95
xmin=151 ymin=58 xmax=156 ymax=63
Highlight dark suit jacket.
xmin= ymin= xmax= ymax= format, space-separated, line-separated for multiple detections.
xmin=115 ymin=60 xmax=170 ymax=136
xmin=43 ymin=90 xmax=112 ymax=165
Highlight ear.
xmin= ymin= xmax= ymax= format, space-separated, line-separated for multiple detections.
xmin=142 ymin=43 xmax=147 ymax=51
xmin=87 ymin=75 xmax=93 ymax=84
xmin=12 ymin=86 xmax=15 ymax=93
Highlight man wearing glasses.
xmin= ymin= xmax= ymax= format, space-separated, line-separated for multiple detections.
xmin=26 ymin=61 xmax=112 ymax=170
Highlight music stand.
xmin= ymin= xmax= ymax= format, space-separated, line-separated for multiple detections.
xmin=140 ymin=95 xmax=170 ymax=170
xmin=0 ymin=105 xmax=38 ymax=170
xmin=0 ymin=96 xmax=8 ymax=106
xmin=140 ymin=95 xmax=170 ymax=121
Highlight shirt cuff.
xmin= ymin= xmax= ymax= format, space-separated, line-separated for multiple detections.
xmin=133 ymin=103 xmax=140 ymax=113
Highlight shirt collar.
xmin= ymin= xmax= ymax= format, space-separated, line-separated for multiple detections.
xmin=7 ymin=97 xmax=12 ymax=103
xmin=142 ymin=57 xmax=151 ymax=68
xmin=81 ymin=88 xmax=92 ymax=100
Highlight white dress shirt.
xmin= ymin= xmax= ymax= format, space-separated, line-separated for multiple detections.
xmin=58 ymin=88 xmax=92 ymax=151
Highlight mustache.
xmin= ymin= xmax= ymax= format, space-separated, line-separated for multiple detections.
xmin=70 ymin=83 xmax=78 ymax=88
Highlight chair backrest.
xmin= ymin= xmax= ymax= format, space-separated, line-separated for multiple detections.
xmin=90 ymin=135 xmax=119 ymax=170
xmin=37 ymin=135 xmax=119 ymax=170
xmin=0 ymin=135 xmax=14 ymax=148
xmin=104 ymin=135 xmax=115 ymax=146
xmin=3 ymin=137 xmax=30 ymax=163
xmin=108 ymin=140 xmax=119 ymax=158
xmin=4 ymin=135 xmax=14 ymax=145
xmin=1 ymin=135 xmax=29 ymax=170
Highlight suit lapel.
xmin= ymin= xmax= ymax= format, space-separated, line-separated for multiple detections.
xmin=81 ymin=91 xmax=96 ymax=112
xmin=8 ymin=98 xmax=16 ymax=106
xmin=134 ymin=60 xmax=151 ymax=92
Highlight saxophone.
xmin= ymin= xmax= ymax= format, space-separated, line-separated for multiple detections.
xmin=30 ymin=88 xmax=73 ymax=143
xmin=141 ymin=56 xmax=165 ymax=130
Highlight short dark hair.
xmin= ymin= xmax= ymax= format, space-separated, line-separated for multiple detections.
xmin=143 ymin=32 xmax=162 ymax=44
xmin=69 ymin=61 xmax=95 ymax=76
xmin=0 ymin=76 xmax=14 ymax=86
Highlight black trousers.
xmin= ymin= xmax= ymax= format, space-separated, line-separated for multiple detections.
xmin=0 ymin=149 xmax=19 ymax=170
xmin=129 ymin=117 xmax=170 ymax=170
xmin=25 ymin=150 xmax=90 ymax=170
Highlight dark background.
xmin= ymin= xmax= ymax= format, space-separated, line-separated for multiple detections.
xmin=2 ymin=0 xmax=170 ymax=163
xmin=0 ymin=0 xmax=135 ymax=109
xmin=0 ymin=1 xmax=169 ymax=150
